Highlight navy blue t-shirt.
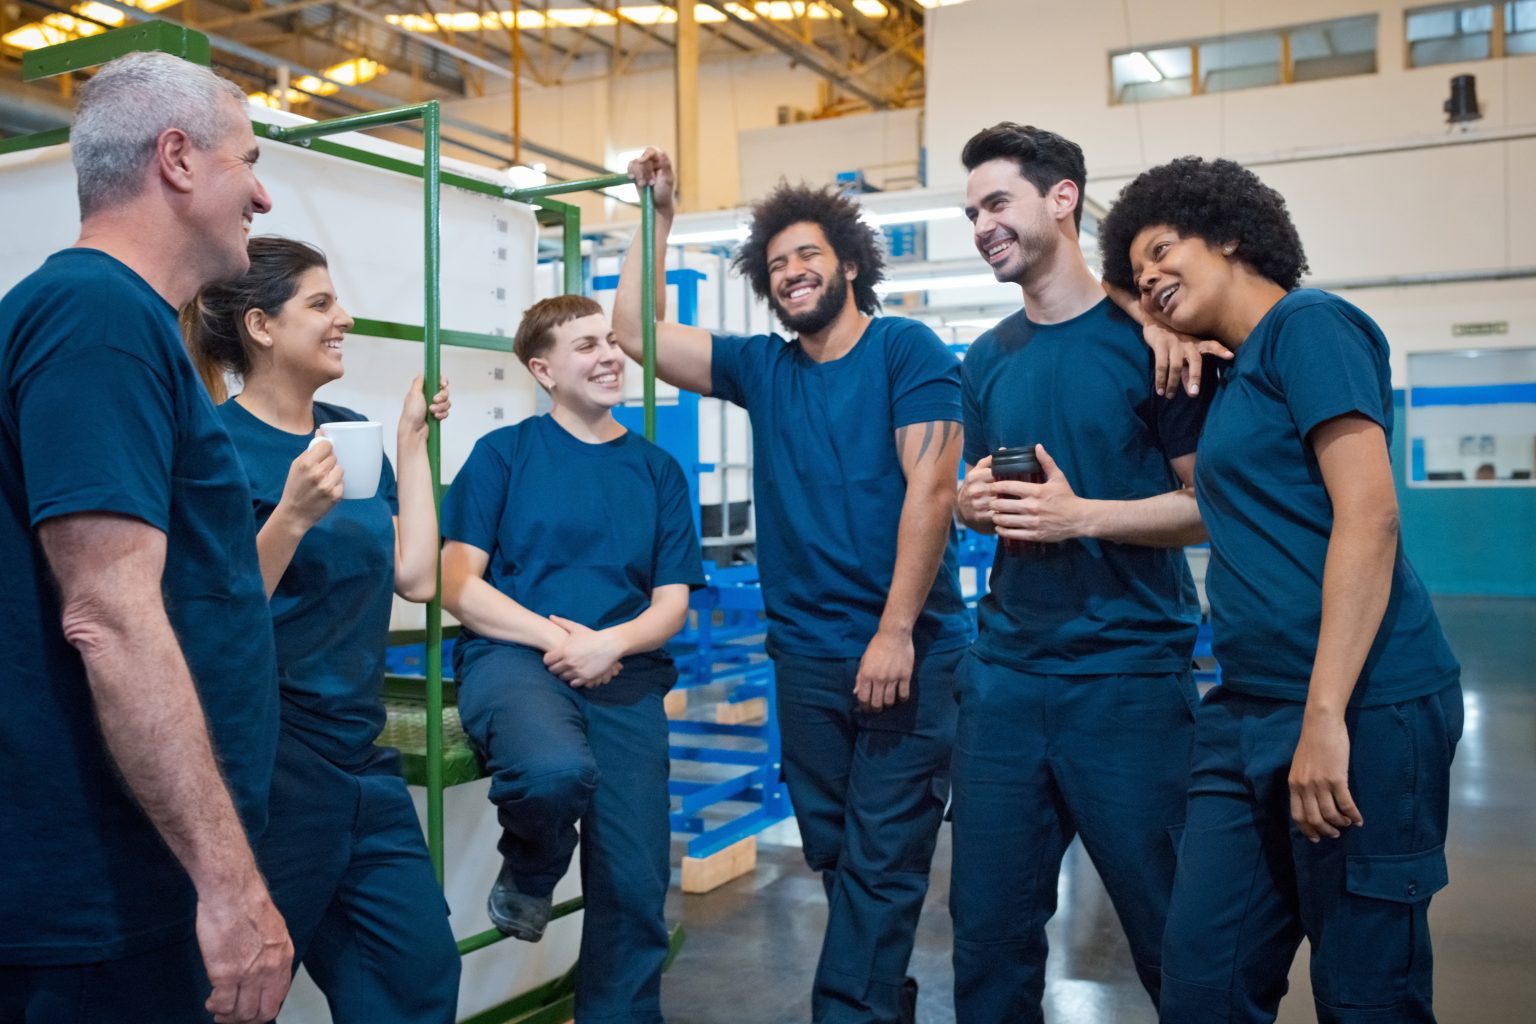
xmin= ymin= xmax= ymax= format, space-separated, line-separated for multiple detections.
xmin=1196 ymin=289 xmax=1459 ymax=706
xmin=220 ymin=399 xmax=400 ymax=769
xmin=441 ymin=414 xmax=704 ymax=659
xmin=961 ymin=299 xmax=1206 ymax=675
xmin=711 ymin=317 xmax=971 ymax=658
xmin=0 ymin=249 xmax=278 ymax=963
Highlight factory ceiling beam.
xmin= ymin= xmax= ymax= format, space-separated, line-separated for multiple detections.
xmin=823 ymin=0 xmax=923 ymax=70
xmin=334 ymin=1 xmax=540 ymax=86
xmin=85 ymin=0 xmax=617 ymax=174
xmin=696 ymin=0 xmax=893 ymax=109
xmin=193 ymin=0 xmax=339 ymax=34
xmin=881 ymin=0 xmax=927 ymax=22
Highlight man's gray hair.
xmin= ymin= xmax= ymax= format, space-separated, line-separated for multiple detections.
xmin=72 ymin=52 xmax=248 ymax=219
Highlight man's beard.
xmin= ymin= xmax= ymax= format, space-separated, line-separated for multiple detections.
xmin=770 ymin=272 xmax=850 ymax=336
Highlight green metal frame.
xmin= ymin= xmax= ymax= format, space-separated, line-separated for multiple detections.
xmin=21 ymin=21 xmax=210 ymax=80
xmin=2 ymin=27 xmax=665 ymax=1024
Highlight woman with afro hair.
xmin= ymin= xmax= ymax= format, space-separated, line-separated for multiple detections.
xmin=1099 ymin=157 xmax=1462 ymax=1024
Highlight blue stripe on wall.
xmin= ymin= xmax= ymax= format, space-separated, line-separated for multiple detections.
xmin=1393 ymin=389 xmax=1536 ymax=597
xmin=1409 ymin=382 xmax=1536 ymax=407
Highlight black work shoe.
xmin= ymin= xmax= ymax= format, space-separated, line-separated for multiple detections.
xmin=898 ymin=975 xmax=919 ymax=1024
xmin=487 ymin=863 xmax=552 ymax=942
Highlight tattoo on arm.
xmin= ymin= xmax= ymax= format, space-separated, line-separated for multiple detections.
xmin=896 ymin=421 xmax=959 ymax=469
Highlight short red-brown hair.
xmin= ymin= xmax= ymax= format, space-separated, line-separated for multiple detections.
xmin=512 ymin=294 xmax=604 ymax=368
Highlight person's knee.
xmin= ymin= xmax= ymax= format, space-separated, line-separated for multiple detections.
xmin=496 ymin=761 xmax=598 ymax=813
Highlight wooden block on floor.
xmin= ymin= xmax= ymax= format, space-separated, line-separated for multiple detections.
xmin=714 ymin=696 xmax=767 ymax=725
xmin=681 ymin=836 xmax=757 ymax=894
xmin=664 ymin=688 xmax=688 ymax=720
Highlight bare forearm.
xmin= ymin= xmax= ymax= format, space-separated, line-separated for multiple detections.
xmin=607 ymin=587 xmax=690 ymax=656
xmin=1104 ymin=278 xmax=1148 ymax=324
xmin=1079 ymin=487 xmax=1206 ymax=547
xmin=254 ymin=510 xmax=308 ymax=597
xmin=1306 ymin=513 xmax=1398 ymax=716
xmin=393 ymin=437 xmax=439 ymax=601
xmin=614 ymin=207 xmax=674 ymax=357
xmin=443 ymin=574 xmax=564 ymax=651
xmin=882 ymin=484 xmax=955 ymax=634
xmin=73 ymin=610 xmax=261 ymax=890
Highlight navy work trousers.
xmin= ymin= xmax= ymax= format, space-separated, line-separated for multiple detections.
xmin=949 ymin=655 xmax=1198 ymax=1023
xmin=258 ymin=730 xmax=461 ymax=1024
xmin=1160 ymin=683 xmax=1463 ymax=1024
xmin=456 ymin=643 xmax=673 ymax=1024
xmin=771 ymin=642 xmax=961 ymax=1024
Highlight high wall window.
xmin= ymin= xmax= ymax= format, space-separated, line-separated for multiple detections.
xmin=1110 ymin=15 xmax=1378 ymax=105
xmin=1406 ymin=1 xmax=1536 ymax=66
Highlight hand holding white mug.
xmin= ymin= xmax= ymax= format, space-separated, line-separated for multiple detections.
xmin=278 ymin=437 xmax=343 ymax=529
xmin=317 ymin=422 xmax=384 ymax=500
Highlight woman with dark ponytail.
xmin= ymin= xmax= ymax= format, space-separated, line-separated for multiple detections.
xmin=185 ymin=235 xmax=460 ymax=1021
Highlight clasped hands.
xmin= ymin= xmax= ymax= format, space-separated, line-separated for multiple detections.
xmin=543 ymin=616 xmax=625 ymax=688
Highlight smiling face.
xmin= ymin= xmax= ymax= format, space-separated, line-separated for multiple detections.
xmin=528 ymin=312 xmax=625 ymax=411
xmin=964 ymin=157 xmax=1068 ymax=286
xmin=252 ymin=266 xmax=352 ymax=389
xmin=190 ymin=98 xmax=274 ymax=284
xmin=764 ymin=221 xmax=856 ymax=336
xmin=1128 ymin=224 xmax=1240 ymax=337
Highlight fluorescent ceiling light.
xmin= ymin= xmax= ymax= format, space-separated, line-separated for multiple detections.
xmin=944 ymin=317 xmax=1003 ymax=329
xmin=875 ymin=273 xmax=1002 ymax=294
xmin=862 ymin=207 xmax=965 ymax=228
xmin=669 ymin=226 xmax=750 ymax=245
xmin=2 ymin=0 xmax=182 ymax=51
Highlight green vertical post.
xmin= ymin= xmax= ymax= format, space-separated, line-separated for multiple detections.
xmin=640 ymin=185 xmax=657 ymax=442
xmin=562 ymin=204 xmax=582 ymax=296
xmin=421 ymin=100 xmax=446 ymax=883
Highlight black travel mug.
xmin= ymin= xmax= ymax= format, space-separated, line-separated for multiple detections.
xmin=991 ymin=445 xmax=1046 ymax=557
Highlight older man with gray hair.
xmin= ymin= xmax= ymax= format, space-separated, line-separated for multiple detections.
xmin=0 ymin=52 xmax=290 ymax=1024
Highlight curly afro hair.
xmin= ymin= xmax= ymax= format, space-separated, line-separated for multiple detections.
xmin=733 ymin=183 xmax=884 ymax=316
xmin=1098 ymin=156 xmax=1309 ymax=294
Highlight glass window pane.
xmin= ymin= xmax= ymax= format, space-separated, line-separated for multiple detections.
xmin=1407 ymin=8 xmax=1460 ymax=40
xmin=1200 ymin=33 xmax=1281 ymax=93
xmin=1292 ymin=15 xmax=1379 ymax=82
xmin=1411 ymin=32 xmax=1492 ymax=64
xmin=1111 ymin=47 xmax=1193 ymax=104
xmin=1407 ymin=348 xmax=1536 ymax=487
xmin=1509 ymin=0 xmax=1536 ymax=31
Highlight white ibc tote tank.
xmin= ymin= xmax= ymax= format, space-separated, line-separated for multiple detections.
xmin=0 ymin=102 xmax=580 ymax=1023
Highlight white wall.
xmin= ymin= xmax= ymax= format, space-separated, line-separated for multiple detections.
xmin=737 ymin=106 xmax=923 ymax=197
xmin=922 ymin=0 xmax=1536 ymax=382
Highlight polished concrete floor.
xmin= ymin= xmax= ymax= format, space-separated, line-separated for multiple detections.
xmin=660 ymin=597 xmax=1536 ymax=1023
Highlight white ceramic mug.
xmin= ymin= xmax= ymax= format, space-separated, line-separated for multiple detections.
xmin=312 ymin=421 xmax=383 ymax=500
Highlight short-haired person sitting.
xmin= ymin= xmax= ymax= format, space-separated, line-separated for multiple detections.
xmin=1099 ymin=158 xmax=1462 ymax=1024
xmin=185 ymin=236 xmax=460 ymax=1023
xmin=439 ymin=295 xmax=704 ymax=1023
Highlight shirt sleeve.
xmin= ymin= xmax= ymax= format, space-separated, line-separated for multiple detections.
xmin=18 ymin=346 xmax=175 ymax=530
xmin=379 ymin=454 xmax=400 ymax=516
xmin=960 ymin=344 xmax=990 ymax=467
xmin=1265 ymin=302 xmax=1391 ymax=441
xmin=439 ymin=437 xmax=509 ymax=553
xmin=651 ymin=454 xmax=706 ymax=590
xmin=709 ymin=332 xmax=771 ymax=408
xmin=887 ymin=320 xmax=963 ymax=429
